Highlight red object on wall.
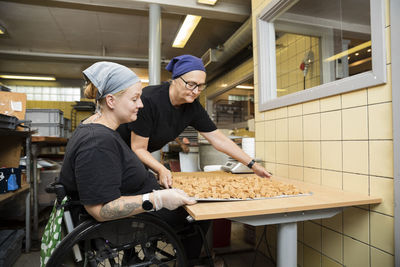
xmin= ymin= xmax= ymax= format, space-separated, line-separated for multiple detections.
xmin=212 ymin=219 xmax=231 ymax=248
xmin=300 ymin=62 xmax=305 ymax=71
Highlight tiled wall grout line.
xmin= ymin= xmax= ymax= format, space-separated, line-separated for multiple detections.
xmin=320 ymin=219 xmax=393 ymax=256
xmin=301 ymin=242 xmax=344 ymax=266
xmin=287 ymin=114 xmax=290 ymax=179
xmin=366 ymin=84 xmax=372 ymax=267
xmin=369 ymin=209 xmax=395 ymax=218
xmin=319 ymin=99 xmax=323 ymax=267
xmin=340 ymin=94 xmax=346 ymax=267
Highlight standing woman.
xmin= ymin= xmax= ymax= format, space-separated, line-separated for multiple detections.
xmin=117 ymin=55 xmax=271 ymax=189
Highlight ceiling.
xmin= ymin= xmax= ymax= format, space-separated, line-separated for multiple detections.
xmin=0 ymin=0 xmax=251 ymax=80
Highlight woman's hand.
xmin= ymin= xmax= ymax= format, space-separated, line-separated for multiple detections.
xmin=252 ymin=162 xmax=272 ymax=178
xmin=157 ymin=166 xmax=173 ymax=188
xmin=153 ymin=189 xmax=197 ymax=210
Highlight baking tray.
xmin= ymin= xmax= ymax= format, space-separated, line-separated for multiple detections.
xmin=194 ymin=191 xmax=313 ymax=202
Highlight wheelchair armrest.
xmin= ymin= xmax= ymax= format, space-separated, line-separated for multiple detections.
xmin=45 ymin=181 xmax=67 ymax=204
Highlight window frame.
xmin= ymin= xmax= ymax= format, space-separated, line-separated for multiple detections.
xmin=257 ymin=0 xmax=387 ymax=111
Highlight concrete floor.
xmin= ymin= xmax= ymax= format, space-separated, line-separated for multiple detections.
xmin=13 ymin=221 xmax=275 ymax=267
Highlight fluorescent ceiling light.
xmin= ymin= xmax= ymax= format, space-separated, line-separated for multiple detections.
xmin=324 ymin=41 xmax=371 ymax=62
xmin=197 ymin=0 xmax=218 ymax=5
xmin=172 ymin=15 xmax=202 ymax=48
xmin=349 ymin=57 xmax=372 ymax=67
xmin=236 ymin=85 xmax=254 ymax=89
xmin=0 ymin=74 xmax=56 ymax=81
xmin=140 ymin=78 xmax=149 ymax=83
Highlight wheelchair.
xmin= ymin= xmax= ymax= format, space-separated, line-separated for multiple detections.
xmin=44 ymin=182 xmax=214 ymax=267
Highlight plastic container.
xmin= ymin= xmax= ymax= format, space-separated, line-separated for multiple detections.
xmin=179 ymin=149 xmax=199 ymax=172
xmin=242 ymin=137 xmax=255 ymax=158
xmin=26 ymin=109 xmax=64 ymax=124
xmin=31 ymin=123 xmax=63 ymax=137
xmin=0 ymin=114 xmax=19 ymax=130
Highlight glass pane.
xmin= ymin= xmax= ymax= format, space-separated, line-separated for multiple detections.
xmin=50 ymin=88 xmax=58 ymax=95
xmin=34 ymin=87 xmax=42 ymax=94
xmin=26 ymin=87 xmax=34 ymax=94
xmin=274 ymin=0 xmax=371 ymax=98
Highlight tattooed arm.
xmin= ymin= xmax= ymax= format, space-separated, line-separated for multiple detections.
xmin=84 ymin=189 xmax=196 ymax=222
xmin=84 ymin=194 xmax=154 ymax=222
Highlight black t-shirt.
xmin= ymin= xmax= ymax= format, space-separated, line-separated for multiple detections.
xmin=59 ymin=123 xmax=159 ymax=205
xmin=117 ymin=82 xmax=217 ymax=152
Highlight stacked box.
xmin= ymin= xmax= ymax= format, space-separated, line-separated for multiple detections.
xmin=30 ymin=123 xmax=64 ymax=137
xmin=26 ymin=109 xmax=63 ymax=124
xmin=25 ymin=109 xmax=64 ymax=137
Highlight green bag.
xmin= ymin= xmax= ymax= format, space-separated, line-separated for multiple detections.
xmin=40 ymin=197 xmax=67 ymax=266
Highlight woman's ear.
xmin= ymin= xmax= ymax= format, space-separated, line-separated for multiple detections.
xmin=105 ymin=94 xmax=115 ymax=109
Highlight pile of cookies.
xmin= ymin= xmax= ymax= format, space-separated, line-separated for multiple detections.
xmin=172 ymin=173 xmax=304 ymax=200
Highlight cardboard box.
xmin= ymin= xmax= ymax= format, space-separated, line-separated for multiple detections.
xmin=0 ymin=136 xmax=22 ymax=168
xmin=0 ymin=92 xmax=27 ymax=168
xmin=0 ymin=91 xmax=27 ymax=120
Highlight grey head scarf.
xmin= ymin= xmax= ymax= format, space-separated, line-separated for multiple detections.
xmin=83 ymin=61 xmax=140 ymax=100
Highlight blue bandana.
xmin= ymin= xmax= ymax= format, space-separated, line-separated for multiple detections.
xmin=83 ymin=61 xmax=140 ymax=100
xmin=165 ymin=55 xmax=206 ymax=79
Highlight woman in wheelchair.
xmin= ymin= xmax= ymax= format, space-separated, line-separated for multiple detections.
xmin=41 ymin=61 xmax=212 ymax=267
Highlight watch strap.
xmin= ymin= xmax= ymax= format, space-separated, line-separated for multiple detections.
xmin=142 ymin=193 xmax=154 ymax=211
xmin=247 ymin=159 xmax=256 ymax=169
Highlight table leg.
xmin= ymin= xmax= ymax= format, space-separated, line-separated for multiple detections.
xmin=25 ymin=136 xmax=31 ymax=252
xmin=25 ymin=192 xmax=30 ymax=252
xmin=32 ymin=155 xmax=38 ymax=241
xmin=277 ymin=222 xmax=297 ymax=267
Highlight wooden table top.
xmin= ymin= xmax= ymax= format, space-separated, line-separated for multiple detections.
xmin=172 ymin=172 xmax=382 ymax=220
xmin=31 ymin=136 xmax=68 ymax=145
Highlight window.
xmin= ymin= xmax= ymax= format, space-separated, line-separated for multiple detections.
xmin=257 ymin=0 xmax=386 ymax=111
xmin=10 ymin=85 xmax=81 ymax=101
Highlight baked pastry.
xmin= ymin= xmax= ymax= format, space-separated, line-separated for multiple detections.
xmin=172 ymin=173 xmax=304 ymax=200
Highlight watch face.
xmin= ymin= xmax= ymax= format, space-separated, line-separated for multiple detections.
xmin=142 ymin=200 xmax=153 ymax=211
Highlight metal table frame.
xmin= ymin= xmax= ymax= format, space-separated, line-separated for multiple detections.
xmin=231 ymin=208 xmax=342 ymax=267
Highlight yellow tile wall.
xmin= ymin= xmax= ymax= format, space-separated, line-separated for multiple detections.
xmin=27 ymin=100 xmax=75 ymax=119
xmin=252 ymin=0 xmax=395 ymax=265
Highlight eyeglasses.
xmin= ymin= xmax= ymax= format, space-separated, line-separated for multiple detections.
xmin=180 ymin=76 xmax=207 ymax=92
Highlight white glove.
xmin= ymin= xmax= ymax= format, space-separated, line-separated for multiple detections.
xmin=153 ymin=189 xmax=197 ymax=211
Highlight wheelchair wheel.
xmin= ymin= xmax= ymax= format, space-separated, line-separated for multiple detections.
xmin=46 ymin=213 xmax=187 ymax=267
